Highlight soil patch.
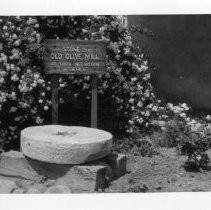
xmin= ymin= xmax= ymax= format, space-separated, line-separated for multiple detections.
xmin=109 ymin=148 xmax=211 ymax=192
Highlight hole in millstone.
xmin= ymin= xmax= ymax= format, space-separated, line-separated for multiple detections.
xmin=54 ymin=130 xmax=78 ymax=137
xmin=55 ymin=131 xmax=69 ymax=136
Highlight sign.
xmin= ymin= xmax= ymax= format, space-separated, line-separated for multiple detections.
xmin=43 ymin=39 xmax=107 ymax=128
xmin=43 ymin=39 xmax=106 ymax=74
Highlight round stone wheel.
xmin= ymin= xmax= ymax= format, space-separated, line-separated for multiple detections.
xmin=21 ymin=125 xmax=113 ymax=164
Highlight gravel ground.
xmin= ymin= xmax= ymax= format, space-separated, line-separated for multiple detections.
xmin=109 ymin=148 xmax=211 ymax=192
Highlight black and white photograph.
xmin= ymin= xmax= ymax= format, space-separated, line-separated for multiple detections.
xmin=1 ymin=0 xmax=211 ymax=209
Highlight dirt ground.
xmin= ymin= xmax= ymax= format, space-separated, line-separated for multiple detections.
xmin=109 ymin=148 xmax=211 ymax=192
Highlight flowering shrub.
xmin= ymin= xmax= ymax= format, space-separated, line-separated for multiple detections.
xmin=0 ymin=16 xmax=156 ymax=150
xmin=181 ymin=130 xmax=210 ymax=171
xmin=113 ymin=136 xmax=159 ymax=157
xmin=152 ymin=101 xmax=211 ymax=133
xmin=151 ymin=102 xmax=190 ymax=129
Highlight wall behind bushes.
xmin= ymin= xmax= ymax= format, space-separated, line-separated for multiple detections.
xmin=128 ymin=15 xmax=211 ymax=110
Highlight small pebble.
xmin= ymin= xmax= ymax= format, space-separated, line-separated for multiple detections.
xmin=45 ymin=185 xmax=71 ymax=194
xmin=13 ymin=188 xmax=25 ymax=194
xmin=56 ymin=178 xmax=67 ymax=186
xmin=26 ymin=187 xmax=41 ymax=194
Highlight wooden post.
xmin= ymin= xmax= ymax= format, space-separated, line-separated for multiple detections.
xmin=91 ymin=74 xmax=98 ymax=128
xmin=52 ymin=74 xmax=59 ymax=124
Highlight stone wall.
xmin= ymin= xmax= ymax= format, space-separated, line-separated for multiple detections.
xmin=129 ymin=15 xmax=211 ymax=110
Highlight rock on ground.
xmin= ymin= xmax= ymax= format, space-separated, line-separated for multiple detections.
xmin=45 ymin=185 xmax=71 ymax=193
xmin=26 ymin=187 xmax=41 ymax=194
xmin=0 ymin=179 xmax=18 ymax=193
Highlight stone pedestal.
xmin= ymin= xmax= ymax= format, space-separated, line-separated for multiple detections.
xmin=0 ymin=151 xmax=127 ymax=193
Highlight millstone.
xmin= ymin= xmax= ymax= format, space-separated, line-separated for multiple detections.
xmin=21 ymin=125 xmax=113 ymax=164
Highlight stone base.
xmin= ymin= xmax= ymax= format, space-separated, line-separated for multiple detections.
xmin=0 ymin=151 xmax=127 ymax=193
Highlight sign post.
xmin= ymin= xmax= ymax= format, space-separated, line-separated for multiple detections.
xmin=91 ymin=74 xmax=98 ymax=128
xmin=52 ymin=74 xmax=59 ymax=124
xmin=43 ymin=39 xmax=106 ymax=128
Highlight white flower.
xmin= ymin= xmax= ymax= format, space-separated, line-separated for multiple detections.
xmin=145 ymin=111 xmax=150 ymax=117
xmin=14 ymin=116 xmax=22 ymax=121
xmin=31 ymin=82 xmax=37 ymax=87
xmin=37 ymin=79 xmax=44 ymax=84
xmin=137 ymin=84 xmax=143 ymax=91
xmin=124 ymin=48 xmax=130 ymax=55
xmin=152 ymin=106 xmax=158 ymax=112
xmin=30 ymin=108 xmax=37 ymax=114
xmin=9 ymin=106 xmax=17 ymax=113
xmin=129 ymin=98 xmax=134 ymax=104
xmin=137 ymin=118 xmax=143 ymax=124
xmin=19 ymin=85 xmax=29 ymax=93
xmin=74 ymin=93 xmax=79 ymax=98
xmin=0 ymin=77 xmax=4 ymax=84
xmin=12 ymin=34 xmax=18 ymax=40
xmin=36 ymin=117 xmax=44 ymax=124
xmin=115 ymin=55 xmax=120 ymax=60
xmin=2 ymin=26 xmax=7 ymax=31
xmin=44 ymin=106 xmax=49 ymax=111
xmin=180 ymin=113 xmax=186 ymax=118
xmin=130 ymin=92 xmax=135 ymax=97
xmin=99 ymin=26 xmax=106 ymax=34
xmin=27 ymin=69 xmax=32 ymax=73
xmin=185 ymin=117 xmax=190 ymax=122
xmin=11 ymin=92 xmax=16 ymax=100
xmin=82 ymin=29 xmax=88 ymax=33
xmin=9 ymin=126 xmax=17 ymax=131
xmin=11 ymin=74 xmax=19 ymax=82
xmin=34 ymin=74 xmax=39 ymax=80
xmin=105 ymin=73 xmax=110 ymax=78
xmin=13 ymin=40 xmax=21 ymax=47
xmin=137 ymin=101 xmax=143 ymax=107
xmin=181 ymin=103 xmax=189 ymax=111
xmin=206 ymin=115 xmax=211 ymax=121
xmin=131 ymin=77 xmax=137 ymax=82
xmin=128 ymin=120 xmax=134 ymax=125
xmin=125 ymin=36 xmax=131 ymax=41
xmin=126 ymin=128 xmax=133 ymax=133
xmin=39 ymin=99 xmax=43 ymax=104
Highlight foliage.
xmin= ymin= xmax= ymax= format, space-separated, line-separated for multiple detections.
xmin=151 ymin=102 xmax=191 ymax=130
xmin=151 ymin=117 xmax=189 ymax=147
xmin=0 ymin=16 xmax=156 ymax=150
xmin=113 ymin=136 xmax=158 ymax=157
xmin=127 ymin=184 xmax=149 ymax=193
xmin=148 ymin=100 xmax=211 ymax=170
xmin=148 ymin=101 xmax=191 ymax=147
xmin=153 ymin=102 xmax=211 ymax=170
xmin=180 ymin=126 xmax=211 ymax=171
